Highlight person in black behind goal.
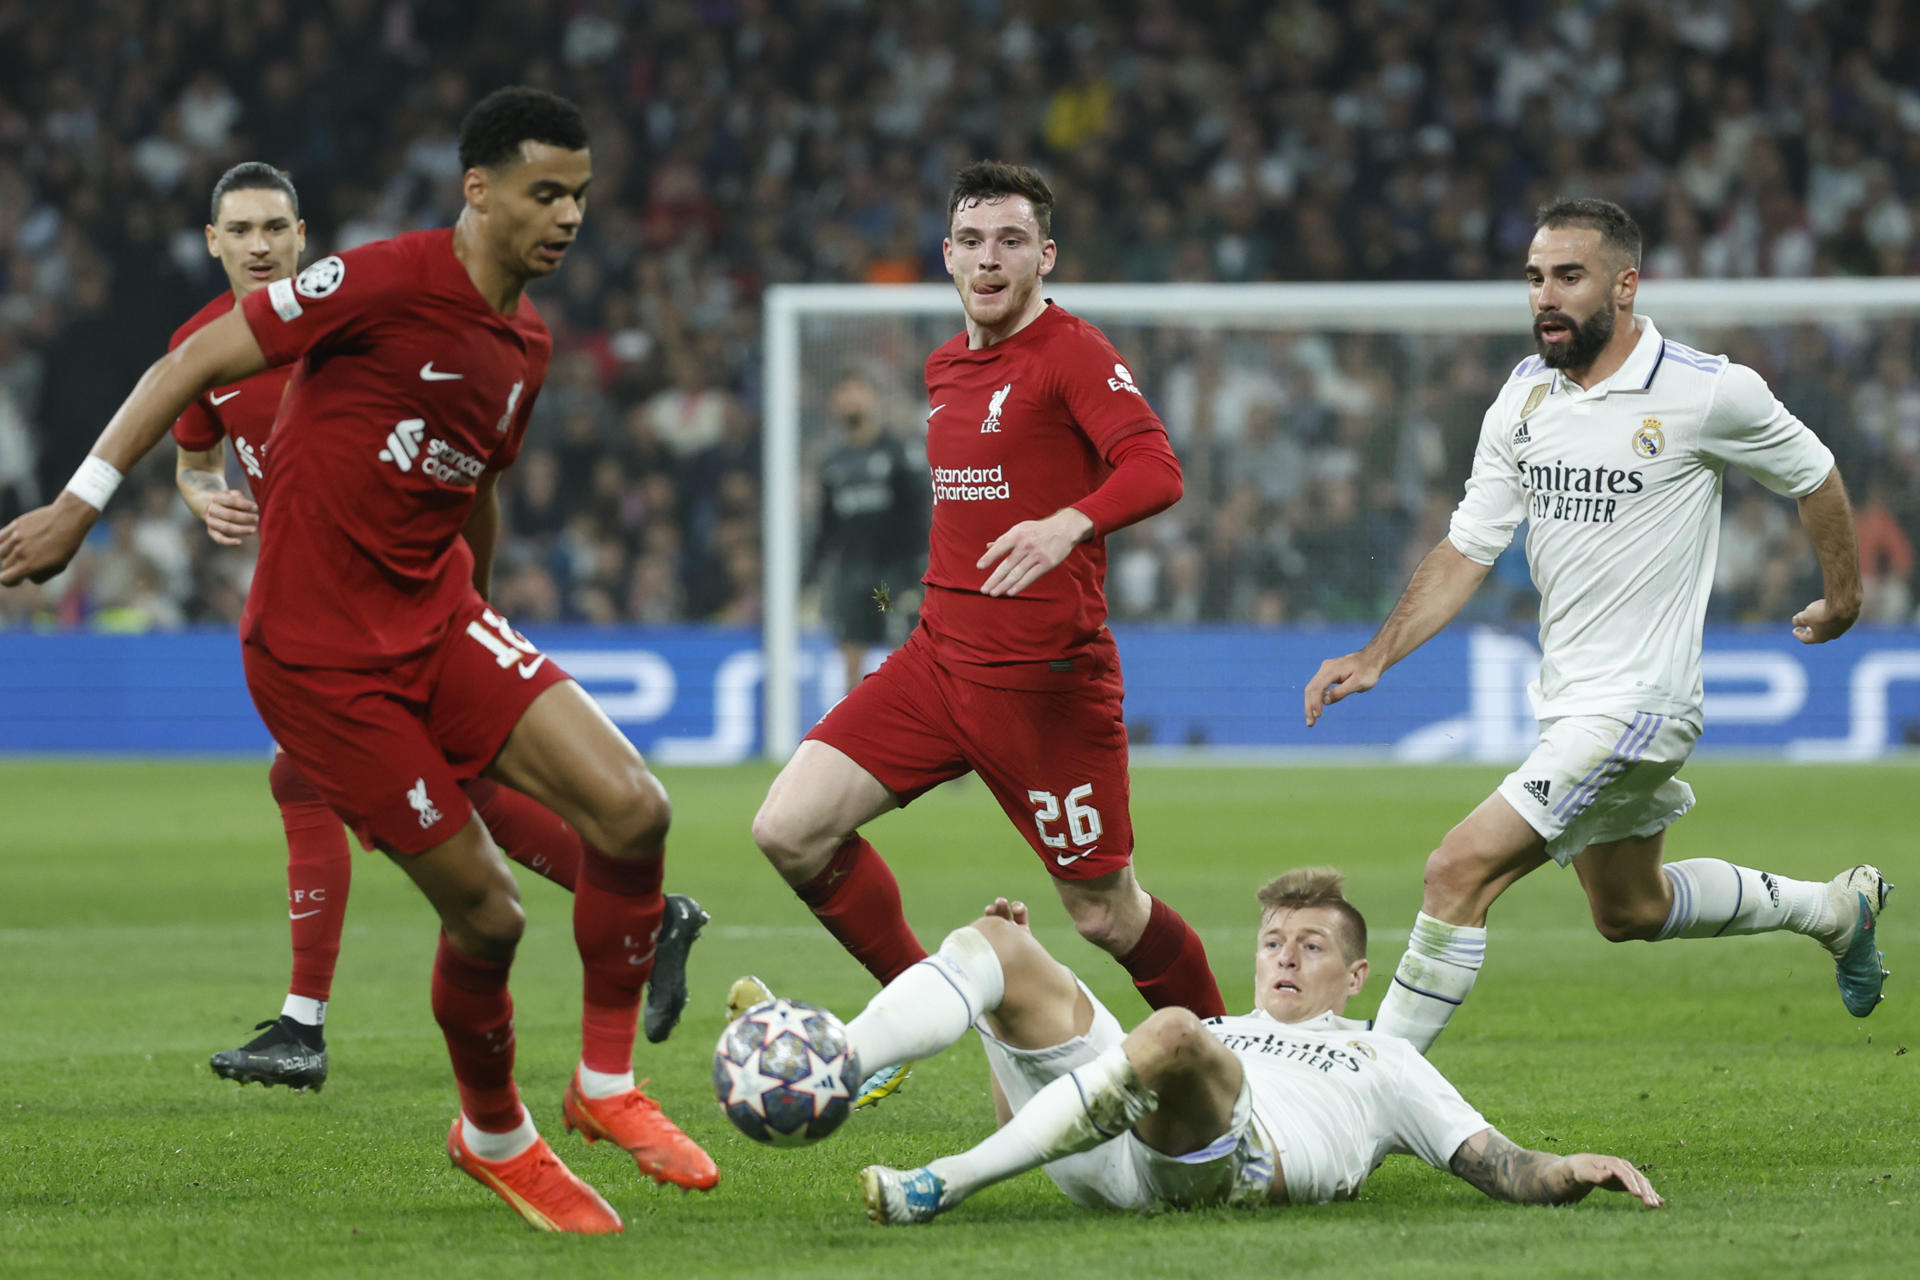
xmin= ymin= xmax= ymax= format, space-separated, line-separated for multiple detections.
xmin=811 ymin=372 xmax=929 ymax=693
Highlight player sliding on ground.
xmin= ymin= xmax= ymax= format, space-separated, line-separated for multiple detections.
xmin=1306 ymin=198 xmax=1889 ymax=1054
xmin=168 ymin=162 xmax=703 ymax=1094
xmin=0 ymin=89 xmax=711 ymax=1234
xmin=752 ymin=163 xmax=1225 ymax=1108
xmin=822 ymin=869 xmax=1660 ymax=1222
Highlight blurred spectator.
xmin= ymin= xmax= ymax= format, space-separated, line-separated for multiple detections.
xmin=5 ymin=0 xmax=1920 ymax=631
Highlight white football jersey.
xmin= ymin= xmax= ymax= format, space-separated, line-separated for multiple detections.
xmin=1206 ymin=1010 xmax=1487 ymax=1203
xmin=1448 ymin=316 xmax=1835 ymax=725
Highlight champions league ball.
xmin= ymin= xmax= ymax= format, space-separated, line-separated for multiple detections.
xmin=713 ymin=998 xmax=857 ymax=1146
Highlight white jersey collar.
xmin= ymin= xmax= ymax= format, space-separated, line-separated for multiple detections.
xmin=1554 ymin=314 xmax=1663 ymax=399
xmin=1243 ymin=1007 xmax=1372 ymax=1033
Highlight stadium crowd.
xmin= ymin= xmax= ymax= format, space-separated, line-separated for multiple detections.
xmin=3 ymin=0 xmax=1920 ymax=631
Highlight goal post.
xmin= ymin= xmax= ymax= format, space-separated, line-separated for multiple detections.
xmin=761 ymin=278 xmax=1920 ymax=761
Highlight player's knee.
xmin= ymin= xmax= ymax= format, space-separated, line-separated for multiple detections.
xmin=1067 ymin=898 xmax=1128 ymax=953
xmin=751 ymin=795 xmax=832 ymax=878
xmin=453 ymin=888 xmax=525 ymax=962
xmin=598 ymin=768 xmax=672 ymax=856
xmin=1128 ymin=1007 xmax=1213 ymax=1079
xmin=1590 ymin=898 xmax=1663 ymax=944
xmin=1422 ymin=841 xmax=1488 ymax=915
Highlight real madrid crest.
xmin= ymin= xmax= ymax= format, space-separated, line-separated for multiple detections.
xmin=1632 ymin=417 xmax=1665 ymax=458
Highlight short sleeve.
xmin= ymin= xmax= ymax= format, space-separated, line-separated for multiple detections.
xmin=171 ymin=397 xmax=224 ymax=451
xmin=1386 ymin=1046 xmax=1490 ymax=1171
xmin=1697 ymin=363 xmax=1835 ymax=498
xmin=1447 ymin=398 xmax=1526 ymax=565
xmin=240 ymin=243 xmax=402 ymax=368
xmin=1054 ymin=322 xmax=1165 ymax=457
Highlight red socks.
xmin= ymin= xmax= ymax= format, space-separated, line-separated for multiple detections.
xmin=1121 ymin=896 xmax=1226 ymax=1017
xmin=794 ymin=835 xmax=928 ymax=985
xmin=431 ymin=933 xmax=522 ymax=1131
xmin=269 ymin=753 xmax=351 ymax=1004
xmin=462 ymin=776 xmax=581 ymax=891
xmin=573 ymin=844 xmax=664 ymax=1076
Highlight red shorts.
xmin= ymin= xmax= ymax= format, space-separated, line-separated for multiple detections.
xmin=807 ymin=631 xmax=1133 ymax=881
xmin=243 ymin=596 xmax=569 ymax=855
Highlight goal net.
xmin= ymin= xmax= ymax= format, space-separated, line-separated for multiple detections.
xmin=761 ymin=279 xmax=1920 ymax=762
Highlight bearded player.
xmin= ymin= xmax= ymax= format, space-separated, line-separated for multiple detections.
xmin=752 ymin=163 xmax=1225 ymax=1100
xmin=173 ymin=161 xmax=705 ymax=1096
xmin=2 ymin=89 xmax=711 ymax=1233
xmin=1305 ymin=198 xmax=1888 ymax=1053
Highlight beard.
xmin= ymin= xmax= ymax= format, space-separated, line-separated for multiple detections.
xmin=1534 ymin=306 xmax=1614 ymax=369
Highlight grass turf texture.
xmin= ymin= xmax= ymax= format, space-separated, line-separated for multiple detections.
xmin=0 ymin=760 xmax=1912 ymax=1280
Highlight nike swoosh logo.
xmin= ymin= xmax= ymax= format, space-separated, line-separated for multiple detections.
xmin=926 ymin=403 xmax=946 ymax=420
xmin=289 ymin=909 xmax=323 ymax=920
xmin=210 ymin=390 xmax=241 ymax=405
xmin=1055 ymin=851 xmax=1086 ymax=867
xmin=517 ymin=655 xmax=547 ymax=679
xmin=420 ymin=362 xmax=464 ymax=381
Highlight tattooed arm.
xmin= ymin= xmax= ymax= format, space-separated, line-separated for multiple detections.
xmin=1448 ymin=1127 xmax=1664 ymax=1207
xmin=176 ymin=444 xmax=259 ymax=547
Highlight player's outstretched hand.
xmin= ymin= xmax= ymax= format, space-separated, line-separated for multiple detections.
xmin=977 ymin=508 xmax=1094 ymax=597
xmin=201 ymin=489 xmax=260 ymax=546
xmin=982 ymin=897 xmax=1031 ymax=931
xmin=1791 ymin=596 xmax=1858 ymax=645
xmin=0 ymin=494 xmax=98 ymax=587
xmin=1303 ymin=651 xmax=1382 ymax=727
xmin=1562 ymin=1153 xmax=1664 ymax=1208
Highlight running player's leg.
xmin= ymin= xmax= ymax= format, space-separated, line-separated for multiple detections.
xmin=965 ymin=667 xmax=1225 ymax=1016
xmin=460 ymin=774 xmax=581 ymax=891
xmin=756 ymin=638 xmax=967 ymax=985
xmin=476 ymin=678 xmax=714 ymax=1186
xmin=210 ymin=751 xmax=344 ymax=1089
xmin=1578 ymin=831 xmax=1891 ymax=1015
xmin=1371 ymin=791 xmax=1547 ymax=1052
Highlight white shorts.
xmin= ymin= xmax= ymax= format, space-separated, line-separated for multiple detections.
xmin=1498 ymin=711 xmax=1698 ymax=866
xmin=975 ymin=982 xmax=1272 ymax=1212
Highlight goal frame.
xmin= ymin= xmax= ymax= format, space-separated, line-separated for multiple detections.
xmin=760 ymin=277 xmax=1920 ymax=759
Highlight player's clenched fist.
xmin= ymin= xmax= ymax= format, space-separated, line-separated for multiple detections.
xmin=0 ymin=495 xmax=97 ymax=587
xmin=1790 ymin=596 xmax=1858 ymax=645
xmin=1303 ymin=652 xmax=1381 ymax=727
xmin=201 ymin=489 xmax=261 ymax=547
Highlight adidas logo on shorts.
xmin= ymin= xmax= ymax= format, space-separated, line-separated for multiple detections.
xmin=1522 ymin=778 xmax=1551 ymax=805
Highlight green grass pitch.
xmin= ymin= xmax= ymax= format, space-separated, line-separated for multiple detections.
xmin=1 ymin=759 xmax=1913 ymax=1279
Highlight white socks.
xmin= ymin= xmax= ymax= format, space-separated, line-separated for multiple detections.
xmin=1372 ymin=912 xmax=1486 ymax=1054
xmin=461 ymin=1108 xmax=537 ymax=1162
xmin=575 ymin=1065 xmax=635 ymax=1099
xmin=281 ymin=995 xmax=326 ymax=1027
xmin=924 ymin=1043 xmax=1157 ymax=1209
xmin=847 ymin=926 xmax=1006 ymax=1076
xmin=1656 ymin=860 xmax=1833 ymax=942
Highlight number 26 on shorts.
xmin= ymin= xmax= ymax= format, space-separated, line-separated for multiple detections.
xmin=465 ymin=607 xmax=548 ymax=679
xmin=1028 ymin=783 xmax=1102 ymax=855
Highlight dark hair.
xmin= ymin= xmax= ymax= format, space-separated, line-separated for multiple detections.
xmin=1256 ymin=867 xmax=1368 ymax=963
xmin=948 ymin=161 xmax=1055 ymax=238
xmin=209 ymin=162 xmax=299 ymax=225
xmin=1536 ymin=196 xmax=1642 ymax=269
xmin=458 ymin=86 xmax=589 ymax=171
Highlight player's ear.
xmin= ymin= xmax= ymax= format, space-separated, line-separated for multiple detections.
xmin=942 ymin=237 xmax=955 ymax=275
xmin=1347 ymin=957 xmax=1369 ymax=996
xmin=204 ymin=224 xmax=219 ymax=258
xmin=295 ymin=220 xmax=308 ymax=255
xmin=1038 ymin=238 xmax=1057 ymax=277
xmin=464 ymin=167 xmax=490 ymax=214
xmin=1615 ymin=262 xmax=1639 ymax=310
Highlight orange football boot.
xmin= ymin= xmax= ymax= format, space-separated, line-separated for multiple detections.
xmin=563 ymin=1071 xmax=720 ymax=1190
xmin=447 ymin=1118 xmax=623 ymax=1233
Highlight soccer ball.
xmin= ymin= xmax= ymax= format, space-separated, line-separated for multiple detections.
xmin=712 ymin=997 xmax=857 ymax=1146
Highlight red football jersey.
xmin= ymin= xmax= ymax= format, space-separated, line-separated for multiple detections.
xmin=169 ymin=290 xmax=294 ymax=507
xmin=920 ymin=302 xmax=1170 ymax=687
xmin=237 ymin=228 xmax=551 ymax=669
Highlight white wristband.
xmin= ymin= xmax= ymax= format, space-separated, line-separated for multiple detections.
xmin=64 ymin=455 xmax=124 ymax=511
